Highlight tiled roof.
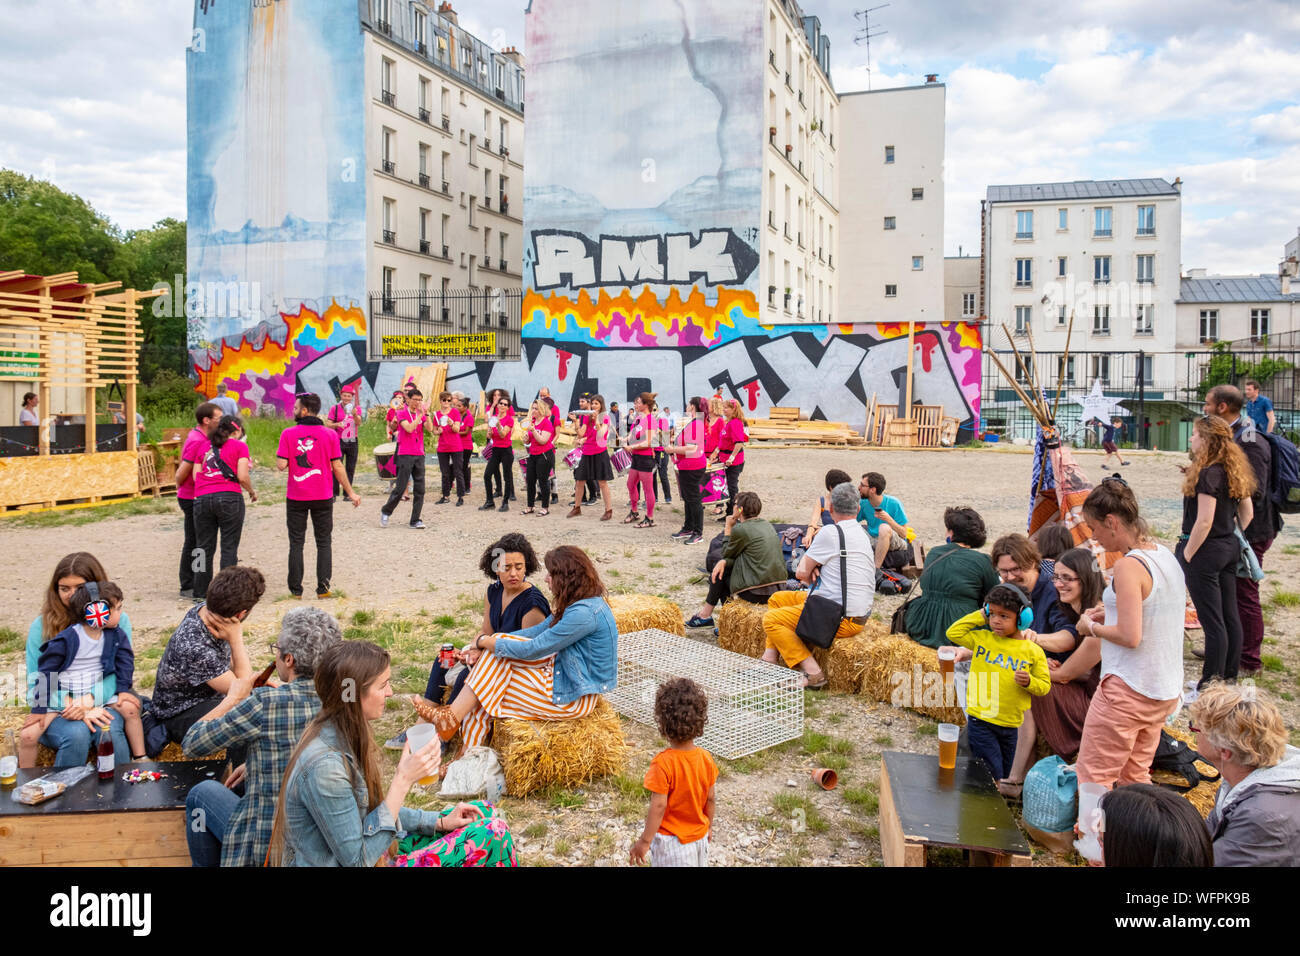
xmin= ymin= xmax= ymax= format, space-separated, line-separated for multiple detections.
xmin=1178 ymin=275 xmax=1300 ymax=304
xmin=987 ymin=179 xmax=1178 ymax=203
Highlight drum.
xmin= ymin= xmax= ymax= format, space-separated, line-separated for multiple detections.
xmin=563 ymin=448 xmax=583 ymax=469
xmin=609 ymin=448 xmax=632 ymax=475
xmin=701 ymin=469 xmax=728 ymax=504
xmin=374 ymin=441 xmax=398 ymax=479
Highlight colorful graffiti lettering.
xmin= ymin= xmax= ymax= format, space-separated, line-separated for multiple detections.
xmin=523 ymin=286 xmax=760 ymax=349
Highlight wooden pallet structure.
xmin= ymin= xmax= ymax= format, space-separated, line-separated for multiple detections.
xmin=746 ymin=406 xmax=865 ymax=445
xmin=0 ymin=270 xmax=161 ymax=513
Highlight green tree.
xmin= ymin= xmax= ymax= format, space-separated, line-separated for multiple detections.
xmin=0 ymin=169 xmax=127 ymax=280
xmin=1195 ymin=342 xmax=1294 ymax=400
xmin=123 ymin=218 xmax=188 ymax=382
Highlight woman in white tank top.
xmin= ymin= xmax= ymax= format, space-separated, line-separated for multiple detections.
xmin=1073 ymin=477 xmax=1186 ymax=789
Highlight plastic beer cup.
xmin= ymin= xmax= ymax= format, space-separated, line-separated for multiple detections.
xmin=937 ymin=645 xmax=957 ymax=678
xmin=407 ymin=724 xmax=440 ymax=786
xmin=937 ymin=723 xmax=959 ymax=770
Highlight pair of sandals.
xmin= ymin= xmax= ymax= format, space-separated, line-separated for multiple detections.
xmin=520 ymin=508 xmax=550 ymax=516
xmin=760 ymin=652 xmax=827 ymax=690
xmin=622 ymin=510 xmax=655 ymax=528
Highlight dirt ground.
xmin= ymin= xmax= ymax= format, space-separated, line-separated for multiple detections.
xmin=2 ymin=444 xmax=1297 ymax=866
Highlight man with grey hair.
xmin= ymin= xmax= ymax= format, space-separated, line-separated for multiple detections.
xmin=761 ymin=482 xmax=875 ymax=689
xmin=182 ymin=606 xmax=342 ymax=866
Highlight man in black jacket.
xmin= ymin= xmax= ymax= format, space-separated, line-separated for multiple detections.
xmin=1205 ymin=385 xmax=1280 ymax=675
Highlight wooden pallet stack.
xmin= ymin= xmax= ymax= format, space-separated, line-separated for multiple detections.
xmin=747 ymin=407 xmax=864 ymax=445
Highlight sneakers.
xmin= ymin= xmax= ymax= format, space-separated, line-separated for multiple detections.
xmin=1121 ymin=460 xmax=1132 ymax=466
xmin=316 ymin=590 xmax=331 ymax=599
xmin=380 ymin=512 xmax=389 ymax=527
xmin=670 ymin=529 xmax=691 ymax=540
xmin=434 ymin=496 xmax=450 ymax=505
xmin=456 ymin=497 xmax=464 ymax=507
xmin=686 ymin=615 xmax=715 ymax=628
xmin=384 ymin=730 xmax=408 ymax=751
xmin=1101 ymin=465 xmax=1110 ymax=471
xmin=410 ymin=520 xmax=426 ymax=529
xmin=479 ymin=501 xmax=496 ymax=511
xmin=684 ymin=533 xmax=705 ymax=545
xmin=498 ymin=501 xmax=510 ymax=513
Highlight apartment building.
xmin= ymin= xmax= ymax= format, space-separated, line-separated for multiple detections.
xmin=983 ymin=178 xmax=1182 ymax=393
xmin=365 ymin=0 xmax=524 ymax=327
xmin=1177 ymin=272 xmax=1300 ymax=348
xmin=761 ymin=0 xmax=839 ymax=325
xmin=944 ymin=255 xmax=979 ymax=324
xmin=838 ymin=81 xmax=946 ymax=324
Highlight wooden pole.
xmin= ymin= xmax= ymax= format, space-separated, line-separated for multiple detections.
xmin=984 ymin=349 xmax=1049 ymax=426
xmin=904 ymin=320 xmax=916 ymax=415
xmin=126 ymin=289 xmax=138 ymax=454
xmin=1052 ymin=309 xmax=1076 ymax=424
xmin=1024 ymin=322 xmax=1050 ymax=422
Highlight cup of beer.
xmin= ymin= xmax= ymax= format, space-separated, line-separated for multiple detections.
xmin=406 ymin=723 xmax=440 ymax=786
xmin=937 ymin=645 xmax=957 ymax=678
xmin=937 ymin=723 xmax=959 ymax=770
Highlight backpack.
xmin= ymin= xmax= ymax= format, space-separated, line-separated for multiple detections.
xmin=875 ymin=567 xmax=912 ymax=596
xmin=1149 ymin=730 xmax=1221 ymax=793
xmin=1261 ymin=430 xmax=1300 ymax=514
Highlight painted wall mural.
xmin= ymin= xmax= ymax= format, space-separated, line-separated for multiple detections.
xmin=186 ymin=0 xmax=367 ymax=415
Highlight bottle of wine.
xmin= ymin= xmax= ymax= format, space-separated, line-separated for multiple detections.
xmin=97 ymin=727 xmax=115 ymax=780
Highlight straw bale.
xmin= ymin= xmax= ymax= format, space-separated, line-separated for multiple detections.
xmin=824 ymin=618 xmax=890 ymax=693
xmin=716 ymin=598 xmax=767 ymax=657
xmin=860 ymin=634 xmax=966 ymax=725
xmin=608 ymin=593 xmax=685 ymax=637
xmin=494 ymin=697 xmax=627 ymax=797
xmin=1161 ymin=725 xmax=1222 ymax=819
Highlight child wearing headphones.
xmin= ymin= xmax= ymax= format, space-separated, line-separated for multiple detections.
xmin=945 ymin=584 xmax=1051 ymax=781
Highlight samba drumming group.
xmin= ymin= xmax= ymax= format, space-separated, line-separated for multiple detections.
xmin=372 ymin=385 xmax=750 ymax=546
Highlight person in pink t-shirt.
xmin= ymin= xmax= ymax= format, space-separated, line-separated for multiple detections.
xmin=664 ymin=396 xmax=708 ymax=544
xmin=569 ymin=394 xmax=614 ymax=521
xmin=432 ymin=390 xmax=467 ymax=506
xmin=521 ymin=397 xmax=556 ymax=515
xmin=538 ymin=386 xmax=561 ymax=506
xmin=713 ymin=399 xmax=749 ymax=521
xmin=381 ymin=389 xmax=432 ymax=529
xmin=480 ymin=394 xmax=516 ymax=512
xmin=704 ymin=397 xmax=727 ymax=517
xmin=456 ymin=392 xmax=476 ymax=496
xmin=276 ymin=392 xmax=361 ymax=597
xmin=177 ymin=401 xmax=222 ymax=598
xmin=325 ymin=384 xmax=363 ymax=499
xmin=176 ymin=414 xmax=257 ymax=601
xmin=623 ymin=391 xmax=659 ymax=529
xmin=651 ymin=406 xmax=674 ymax=506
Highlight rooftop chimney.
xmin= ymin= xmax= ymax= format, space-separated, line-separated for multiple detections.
xmin=439 ymin=2 xmax=458 ymax=25
xmin=501 ymin=46 xmax=524 ymax=67
xmin=925 ymin=73 xmax=939 ymax=84
xmin=1172 ymin=176 xmax=1182 ymax=192
xmin=1187 ymin=267 xmax=1207 ymax=279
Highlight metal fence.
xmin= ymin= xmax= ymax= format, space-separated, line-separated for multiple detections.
xmin=1180 ymin=345 xmax=1300 ymax=439
xmin=367 ymin=288 xmax=523 ymax=362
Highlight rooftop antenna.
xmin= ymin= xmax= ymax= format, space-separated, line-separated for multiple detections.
xmin=853 ymin=4 xmax=889 ymax=90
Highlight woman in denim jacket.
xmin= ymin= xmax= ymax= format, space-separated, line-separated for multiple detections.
xmin=269 ymin=641 xmax=515 ymax=867
xmin=416 ymin=545 xmax=617 ymax=751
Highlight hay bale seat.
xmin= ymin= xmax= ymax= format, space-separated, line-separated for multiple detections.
xmin=493 ymin=697 xmax=627 ymax=798
xmin=1161 ymin=725 xmax=1222 ymax=819
xmin=859 ymin=634 xmax=966 ymax=726
xmin=608 ymin=593 xmax=685 ymax=637
xmin=0 ymin=706 xmax=224 ymax=767
xmin=715 ymin=598 xmax=891 ymax=695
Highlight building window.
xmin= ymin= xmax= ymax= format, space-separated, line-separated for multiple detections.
xmin=885 ymin=284 xmax=897 ymax=297
xmin=884 ymin=145 xmax=895 ymax=163
xmin=883 ymin=216 xmax=896 ymax=230
xmin=962 ymin=293 xmax=976 ymax=318
xmin=1136 ymin=204 xmax=1155 ymax=236
xmin=1094 ymin=256 xmax=1111 ymax=284
xmin=1058 ymin=256 xmax=1067 ymax=277
xmin=1142 ymin=355 xmax=1154 ymax=385
xmin=1015 ymin=258 xmax=1032 ymax=287
xmin=912 ymin=187 xmax=924 ymax=200
xmin=1057 ymin=305 xmax=1067 ymax=326
xmin=382 ymin=198 xmax=395 ymax=236
xmin=1135 ymin=304 xmax=1154 ymax=334
xmin=1093 ymin=206 xmax=1112 ymax=238
xmin=1200 ymin=309 xmax=1219 ymax=343
xmin=1251 ymin=308 xmax=1270 ymax=340
xmin=1016 ymin=210 xmax=1033 ymax=239
xmin=381 ymin=58 xmax=394 ymax=99
xmin=1091 ymin=354 xmax=1111 ymax=385
xmin=382 ymin=266 xmax=395 ymax=298
xmin=912 ymin=256 xmax=923 ymax=271
xmin=381 ymin=128 xmax=395 ymax=173
xmin=1057 ymin=208 xmax=1068 ymax=231
xmin=1136 ymin=254 xmax=1154 ymax=284
xmin=413 ymin=7 xmax=426 ymax=49
xmin=1093 ymin=305 xmax=1110 ymax=335
xmin=1015 ymin=305 xmax=1031 ymax=334
xmin=1063 ymin=355 xmax=1076 ymax=384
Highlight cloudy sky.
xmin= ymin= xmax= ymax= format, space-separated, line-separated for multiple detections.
xmin=1 ymin=0 xmax=1296 ymax=274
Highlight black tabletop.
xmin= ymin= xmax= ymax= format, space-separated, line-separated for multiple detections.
xmin=883 ymin=750 xmax=1032 ymax=856
xmin=1 ymin=761 xmax=226 ymax=817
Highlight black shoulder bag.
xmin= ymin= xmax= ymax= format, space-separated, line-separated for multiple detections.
xmin=795 ymin=523 xmax=848 ymax=650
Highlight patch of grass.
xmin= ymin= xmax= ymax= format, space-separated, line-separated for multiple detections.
xmin=827 ymin=737 xmax=854 ymax=755
xmin=801 ymin=730 xmax=832 ymax=754
xmin=1280 ymin=692 xmax=1294 ymax=702
xmin=817 ymin=753 xmax=850 ymax=771
xmin=588 ymin=831 xmax=616 ymax=857
xmin=873 ymin=733 xmax=894 ymax=747
xmin=1268 ymin=588 xmax=1300 ymax=608
xmin=1262 ymin=655 xmax=1285 ymax=672
xmin=721 ymin=751 xmax=774 ymax=775
xmin=843 ymin=784 xmax=880 ymax=814
xmin=1282 ymin=544 xmax=1300 ymax=556
xmin=433 ymin=613 xmax=458 ymax=628
xmin=775 ymin=847 xmax=809 ymax=866
xmin=825 ymin=712 xmax=845 ymax=725
xmin=0 ymin=627 xmax=23 ymax=654
xmin=351 ymin=610 xmax=374 ymax=625
xmin=553 ymin=838 xmax=573 ymax=857
xmin=549 ymin=789 xmax=586 ymax=809
xmin=523 ymin=822 xmax=548 ymax=839
xmin=623 ymin=547 xmax=636 ymax=558
xmin=771 ymin=793 xmax=829 ymax=834
xmin=846 ymin=819 xmax=879 ymax=840
xmin=648 ymin=561 xmax=665 ymax=569
xmin=8 ymin=495 xmax=177 ymax=528
xmin=607 ymin=569 xmax=621 ymax=578
xmin=915 ymin=721 xmax=938 ymax=737
xmin=137 ymin=672 xmax=156 ymax=689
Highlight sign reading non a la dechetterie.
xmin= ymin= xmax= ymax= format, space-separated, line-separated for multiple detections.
xmin=381 ymin=333 xmax=497 ymax=358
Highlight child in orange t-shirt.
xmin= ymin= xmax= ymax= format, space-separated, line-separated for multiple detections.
xmin=631 ymin=678 xmax=717 ymax=867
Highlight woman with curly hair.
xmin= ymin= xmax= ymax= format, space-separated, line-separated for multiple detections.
xmin=630 ymin=678 xmax=717 ymax=867
xmin=412 ymin=546 xmax=617 ymax=751
xmin=1178 ymin=415 xmax=1256 ymax=688
xmin=387 ymin=533 xmax=550 ymax=750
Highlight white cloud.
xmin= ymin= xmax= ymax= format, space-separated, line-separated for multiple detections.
xmin=1250 ymin=104 xmax=1300 ymax=145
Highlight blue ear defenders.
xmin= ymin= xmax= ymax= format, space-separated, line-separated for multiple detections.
xmin=984 ymin=583 xmax=1034 ymax=630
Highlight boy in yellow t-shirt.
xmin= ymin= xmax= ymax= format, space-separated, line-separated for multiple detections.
xmin=946 ymin=584 xmax=1050 ymax=781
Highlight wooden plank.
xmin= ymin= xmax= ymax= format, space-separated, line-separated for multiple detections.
xmin=880 ymin=758 xmax=927 ymax=867
xmin=0 ymin=810 xmax=189 ymax=866
xmin=0 ymin=451 xmax=139 ymax=509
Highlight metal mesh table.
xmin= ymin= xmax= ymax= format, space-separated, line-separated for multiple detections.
xmin=608 ymin=628 xmax=804 ymax=759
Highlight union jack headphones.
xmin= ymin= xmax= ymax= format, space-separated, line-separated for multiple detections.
xmin=83 ymin=581 xmax=111 ymax=629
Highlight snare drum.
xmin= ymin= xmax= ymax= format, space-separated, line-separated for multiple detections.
xmin=609 ymin=448 xmax=632 ymax=475
xmin=563 ymin=448 xmax=583 ymax=469
xmin=374 ymin=441 xmax=398 ymax=479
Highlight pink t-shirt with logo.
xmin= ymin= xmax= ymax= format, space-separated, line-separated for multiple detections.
xmin=177 ymin=427 xmax=207 ymax=500
xmin=434 ymin=407 xmax=462 ymax=453
xmin=187 ymin=437 xmax=250 ymax=496
xmin=489 ymin=412 xmax=515 ymax=449
xmin=629 ymin=414 xmax=654 ymax=460
xmin=720 ymin=417 xmax=748 ymax=467
xmin=526 ymin=416 xmax=555 ymax=455
xmin=328 ymin=402 xmax=358 ymax=442
xmin=392 ymin=408 xmax=427 ymax=456
xmin=705 ymin=417 xmax=724 ymax=456
xmin=459 ymin=407 xmax=476 ymax=451
xmin=580 ymin=414 xmax=609 ymax=455
xmin=277 ymin=423 xmax=342 ymax=501
xmin=675 ymin=418 xmax=707 ymax=470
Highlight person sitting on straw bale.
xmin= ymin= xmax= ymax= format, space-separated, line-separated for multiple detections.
xmin=1186 ymin=682 xmax=1300 ymax=867
xmin=801 ymin=468 xmax=853 ymax=548
xmin=905 ymin=507 xmax=1001 ymax=650
xmin=685 ymin=492 xmax=788 ymax=629
xmin=411 ymin=546 xmax=617 ymax=753
xmin=855 ymin=471 xmax=914 ymax=570
xmin=631 ymin=678 xmax=717 ymax=868
xmin=762 ymin=482 xmax=874 ymax=690
xmin=1097 ymin=784 xmax=1213 ymax=867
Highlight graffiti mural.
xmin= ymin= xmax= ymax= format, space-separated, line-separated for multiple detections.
xmin=186 ymin=0 xmax=367 ymax=414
